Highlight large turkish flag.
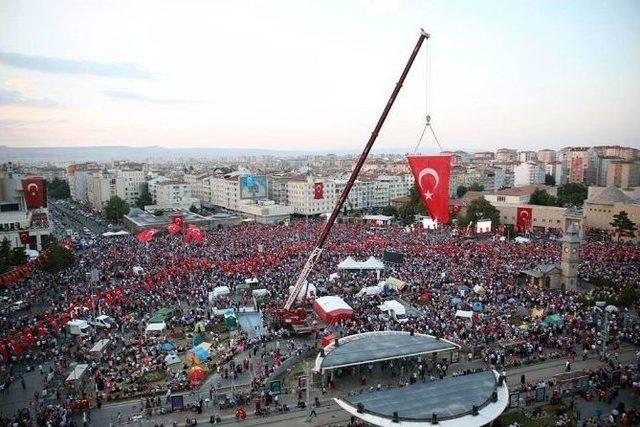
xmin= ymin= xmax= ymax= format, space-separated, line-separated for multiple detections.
xmin=407 ymin=155 xmax=452 ymax=224
xmin=21 ymin=177 xmax=47 ymax=209
xmin=516 ymin=207 xmax=533 ymax=232
xmin=137 ymin=228 xmax=158 ymax=243
xmin=313 ymin=182 xmax=324 ymax=199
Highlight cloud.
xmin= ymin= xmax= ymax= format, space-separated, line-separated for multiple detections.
xmin=105 ymin=90 xmax=204 ymax=104
xmin=0 ymin=89 xmax=60 ymax=108
xmin=0 ymin=119 xmax=68 ymax=128
xmin=0 ymin=51 xmax=152 ymax=79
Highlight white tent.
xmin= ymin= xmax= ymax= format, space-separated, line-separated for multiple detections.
xmin=378 ymin=300 xmax=406 ymax=316
xmin=164 ymin=354 xmax=181 ymax=365
xmin=211 ymin=286 xmax=230 ymax=300
xmin=337 ymin=256 xmax=384 ymax=270
xmin=252 ymin=288 xmax=269 ymax=298
xmin=245 ymin=278 xmax=259 ymax=285
xmin=102 ymin=230 xmax=130 ymax=237
xmin=145 ymin=322 xmax=166 ymax=334
xmin=356 ymin=285 xmax=384 ymax=297
xmin=455 ymin=310 xmax=473 ymax=319
xmin=288 ymin=282 xmax=316 ymax=301
xmin=473 ymin=285 xmax=486 ymax=295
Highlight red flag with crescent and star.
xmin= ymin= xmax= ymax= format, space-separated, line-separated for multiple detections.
xmin=19 ymin=231 xmax=30 ymax=245
xmin=21 ymin=177 xmax=47 ymax=209
xmin=313 ymin=182 xmax=324 ymax=199
xmin=516 ymin=207 xmax=533 ymax=232
xmin=137 ymin=228 xmax=158 ymax=243
xmin=407 ymin=155 xmax=452 ymax=224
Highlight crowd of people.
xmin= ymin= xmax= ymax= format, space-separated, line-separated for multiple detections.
xmin=0 ymin=219 xmax=639 ymax=425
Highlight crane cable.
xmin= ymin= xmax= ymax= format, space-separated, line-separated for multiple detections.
xmin=413 ymin=37 xmax=443 ymax=154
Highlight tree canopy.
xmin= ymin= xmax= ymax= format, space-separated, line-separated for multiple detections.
xmin=456 ymin=197 xmax=501 ymax=227
xmin=39 ymin=243 xmax=75 ymax=274
xmin=0 ymin=238 xmax=29 ymax=273
xmin=545 ymin=174 xmax=556 ymax=186
xmin=105 ymin=195 xmax=130 ymax=222
xmin=610 ymin=211 xmax=637 ymax=241
xmin=47 ymin=178 xmax=70 ymax=199
xmin=529 ymin=189 xmax=559 ymax=206
xmin=135 ymin=189 xmax=153 ymax=209
xmin=557 ymin=183 xmax=588 ymax=206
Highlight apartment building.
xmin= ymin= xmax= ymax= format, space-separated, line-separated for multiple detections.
xmin=514 ymin=161 xmax=546 ymax=187
xmin=606 ymin=161 xmax=640 ymax=188
xmin=537 ymin=149 xmax=556 ymax=164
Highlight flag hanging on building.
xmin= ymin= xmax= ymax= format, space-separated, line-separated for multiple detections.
xmin=406 ymin=155 xmax=452 ymax=224
xmin=19 ymin=231 xmax=30 ymax=245
xmin=516 ymin=207 xmax=533 ymax=232
xmin=313 ymin=182 xmax=324 ymax=199
xmin=21 ymin=177 xmax=47 ymax=209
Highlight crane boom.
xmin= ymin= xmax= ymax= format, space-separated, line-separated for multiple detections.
xmin=284 ymin=29 xmax=430 ymax=310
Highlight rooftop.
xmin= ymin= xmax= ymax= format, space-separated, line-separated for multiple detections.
xmin=336 ymin=370 xmax=508 ymax=426
xmin=315 ymin=331 xmax=459 ymax=373
xmin=587 ymin=186 xmax=636 ymax=205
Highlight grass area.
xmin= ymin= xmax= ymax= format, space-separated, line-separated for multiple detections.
xmin=498 ymin=404 xmax=577 ymax=427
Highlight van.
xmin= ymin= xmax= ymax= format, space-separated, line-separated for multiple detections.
xmin=89 ymin=315 xmax=116 ymax=329
xmin=67 ymin=320 xmax=91 ymax=336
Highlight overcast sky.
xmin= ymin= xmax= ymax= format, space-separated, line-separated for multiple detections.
xmin=1 ymin=0 xmax=639 ymax=152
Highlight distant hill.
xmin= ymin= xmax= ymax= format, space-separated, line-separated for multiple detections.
xmin=0 ymin=145 xmax=433 ymax=163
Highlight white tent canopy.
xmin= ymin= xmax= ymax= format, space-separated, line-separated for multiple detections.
xmin=455 ymin=310 xmax=474 ymax=319
xmin=252 ymin=288 xmax=269 ymax=298
xmin=288 ymin=282 xmax=316 ymax=301
xmin=378 ymin=300 xmax=406 ymax=316
xmin=164 ymin=354 xmax=181 ymax=365
xmin=145 ymin=322 xmax=166 ymax=334
xmin=356 ymin=284 xmax=384 ymax=297
xmin=338 ymin=256 xmax=384 ymax=270
xmin=209 ymin=286 xmax=230 ymax=301
xmin=244 ymin=278 xmax=259 ymax=285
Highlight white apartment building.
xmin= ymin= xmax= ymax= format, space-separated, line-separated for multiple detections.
xmin=151 ymin=180 xmax=199 ymax=211
xmin=67 ymin=164 xmax=99 ymax=202
xmin=184 ymin=173 xmax=209 ymax=202
xmin=86 ymin=168 xmax=146 ymax=211
xmin=514 ymin=161 xmax=546 ymax=187
xmin=518 ymin=151 xmax=538 ymax=162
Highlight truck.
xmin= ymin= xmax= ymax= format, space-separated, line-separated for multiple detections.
xmin=67 ymin=320 xmax=91 ymax=336
xmin=88 ymin=315 xmax=116 ymax=329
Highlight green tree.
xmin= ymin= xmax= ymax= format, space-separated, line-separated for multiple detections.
xmin=610 ymin=211 xmax=638 ymax=241
xmin=456 ymin=185 xmax=468 ymax=198
xmin=557 ymin=183 xmax=588 ymax=206
xmin=382 ymin=205 xmax=397 ymax=217
xmin=0 ymin=238 xmax=10 ymax=274
xmin=457 ymin=197 xmax=501 ymax=227
xmin=10 ymin=247 xmax=28 ymax=266
xmin=189 ymin=204 xmax=199 ymax=214
xmin=468 ymin=182 xmax=485 ymax=192
xmin=529 ymin=189 xmax=559 ymax=206
xmin=39 ymin=244 xmax=75 ymax=274
xmin=545 ymin=174 xmax=556 ymax=186
xmin=397 ymin=203 xmax=416 ymax=225
xmin=135 ymin=189 xmax=153 ymax=209
xmin=104 ymin=195 xmax=130 ymax=222
xmin=47 ymin=178 xmax=71 ymax=199
xmin=618 ymin=286 xmax=637 ymax=307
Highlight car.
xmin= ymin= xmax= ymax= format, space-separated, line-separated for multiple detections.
xmin=89 ymin=315 xmax=116 ymax=329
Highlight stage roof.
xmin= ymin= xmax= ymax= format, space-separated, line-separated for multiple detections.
xmin=335 ymin=370 xmax=509 ymax=426
xmin=315 ymin=331 xmax=459 ymax=373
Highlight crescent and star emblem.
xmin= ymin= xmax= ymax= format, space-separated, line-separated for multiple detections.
xmin=520 ymin=210 xmax=530 ymax=219
xmin=27 ymin=183 xmax=39 ymax=196
xmin=417 ymin=168 xmax=439 ymax=200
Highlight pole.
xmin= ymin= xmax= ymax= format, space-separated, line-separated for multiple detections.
xmin=305 ymin=361 xmax=311 ymax=421
xmin=285 ymin=29 xmax=430 ymax=310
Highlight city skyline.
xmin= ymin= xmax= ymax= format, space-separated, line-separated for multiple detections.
xmin=1 ymin=0 xmax=639 ymax=151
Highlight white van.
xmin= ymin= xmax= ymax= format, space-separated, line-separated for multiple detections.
xmin=67 ymin=320 xmax=92 ymax=336
xmin=89 ymin=315 xmax=116 ymax=329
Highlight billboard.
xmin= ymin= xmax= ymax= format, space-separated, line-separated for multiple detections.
xmin=476 ymin=220 xmax=492 ymax=234
xmin=239 ymin=175 xmax=268 ymax=200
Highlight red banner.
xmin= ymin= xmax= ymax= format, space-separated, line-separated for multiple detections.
xmin=21 ymin=177 xmax=47 ymax=209
xmin=137 ymin=228 xmax=158 ymax=243
xmin=183 ymin=225 xmax=204 ymax=244
xmin=166 ymin=223 xmax=181 ymax=235
xmin=172 ymin=214 xmax=184 ymax=229
xmin=313 ymin=182 xmax=324 ymax=200
xmin=407 ymin=155 xmax=452 ymax=224
xmin=516 ymin=207 xmax=533 ymax=232
xmin=19 ymin=231 xmax=30 ymax=245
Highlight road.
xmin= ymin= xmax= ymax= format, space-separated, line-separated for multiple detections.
xmin=49 ymin=199 xmax=108 ymax=240
xmin=92 ymin=344 xmax=638 ymax=427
